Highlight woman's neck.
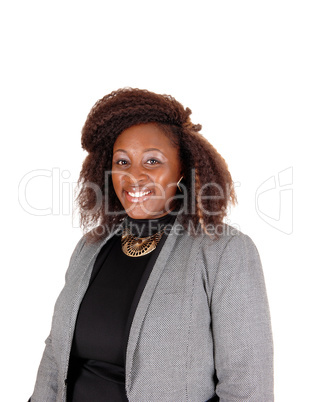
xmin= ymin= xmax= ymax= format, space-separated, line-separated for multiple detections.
xmin=126 ymin=210 xmax=176 ymax=237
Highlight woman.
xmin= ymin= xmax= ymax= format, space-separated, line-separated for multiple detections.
xmin=30 ymin=88 xmax=274 ymax=401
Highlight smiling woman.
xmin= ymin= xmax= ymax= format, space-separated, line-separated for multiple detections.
xmin=112 ymin=123 xmax=182 ymax=219
xmin=76 ymin=88 xmax=238 ymax=243
xmin=30 ymin=88 xmax=274 ymax=401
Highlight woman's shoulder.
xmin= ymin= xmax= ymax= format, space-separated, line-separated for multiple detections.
xmin=192 ymin=221 xmax=260 ymax=263
xmin=187 ymin=223 xmax=264 ymax=302
xmin=64 ymin=228 xmax=112 ymax=281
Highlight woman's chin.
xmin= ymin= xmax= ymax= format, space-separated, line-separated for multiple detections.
xmin=124 ymin=202 xmax=165 ymax=220
xmin=126 ymin=208 xmax=155 ymax=220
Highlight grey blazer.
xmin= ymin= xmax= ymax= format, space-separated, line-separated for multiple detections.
xmin=31 ymin=217 xmax=274 ymax=402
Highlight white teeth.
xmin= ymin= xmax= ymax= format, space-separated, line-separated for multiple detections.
xmin=128 ymin=190 xmax=151 ymax=198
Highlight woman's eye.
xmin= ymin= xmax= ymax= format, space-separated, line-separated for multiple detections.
xmin=146 ymin=159 xmax=160 ymax=165
xmin=116 ymin=160 xmax=128 ymax=166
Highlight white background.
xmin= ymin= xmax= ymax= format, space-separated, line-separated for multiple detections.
xmin=1 ymin=1 xmax=310 ymax=401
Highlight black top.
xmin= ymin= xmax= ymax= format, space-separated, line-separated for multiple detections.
xmin=67 ymin=213 xmax=175 ymax=401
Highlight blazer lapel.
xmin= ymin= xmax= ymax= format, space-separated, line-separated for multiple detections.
xmin=63 ymin=222 xmax=126 ymax=373
xmin=125 ymin=217 xmax=183 ymax=393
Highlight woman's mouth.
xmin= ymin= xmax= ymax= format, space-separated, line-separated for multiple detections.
xmin=125 ymin=189 xmax=153 ymax=203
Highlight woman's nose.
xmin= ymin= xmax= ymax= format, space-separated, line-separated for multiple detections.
xmin=125 ymin=165 xmax=149 ymax=185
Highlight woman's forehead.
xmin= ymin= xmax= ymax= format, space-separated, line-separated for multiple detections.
xmin=113 ymin=123 xmax=175 ymax=150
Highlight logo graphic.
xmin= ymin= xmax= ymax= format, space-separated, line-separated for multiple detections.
xmin=255 ymin=167 xmax=293 ymax=234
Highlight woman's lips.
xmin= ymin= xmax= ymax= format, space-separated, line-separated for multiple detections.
xmin=124 ymin=189 xmax=153 ymax=203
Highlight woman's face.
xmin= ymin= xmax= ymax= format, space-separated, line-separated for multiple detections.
xmin=112 ymin=123 xmax=182 ymax=219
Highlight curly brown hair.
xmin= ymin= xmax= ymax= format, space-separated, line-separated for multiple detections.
xmin=76 ymin=87 xmax=237 ymax=242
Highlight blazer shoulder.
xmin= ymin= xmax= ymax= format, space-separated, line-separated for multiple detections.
xmin=199 ymin=222 xmax=261 ymax=269
xmin=64 ymin=224 xmax=123 ymax=281
xmin=64 ymin=234 xmax=87 ymax=281
xmin=199 ymin=222 xmax=243 ymax=249
xmin=197 ymin=223 xmax=264 ymax=304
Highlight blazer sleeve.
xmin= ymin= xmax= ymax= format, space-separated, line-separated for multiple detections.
xmin=210 ymin=233 xmax=274 ymax=401
xmin=30 ymin=235 xmax=86 ymax=402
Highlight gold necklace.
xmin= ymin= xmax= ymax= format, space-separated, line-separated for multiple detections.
xmin=121 ymin=227 xmax=165 ymax=257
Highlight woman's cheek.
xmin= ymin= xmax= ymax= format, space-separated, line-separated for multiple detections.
xmin=111 ymin=173 xmax=122 ymax=198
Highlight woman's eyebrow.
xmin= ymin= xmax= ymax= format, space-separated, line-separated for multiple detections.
xmin=113 ymin=148 xmax=128 ymax=154
xmin=143 ymin=148 xmax=164 ymax=154
xmin=113 ymin=148 xmax=164 ymax=154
